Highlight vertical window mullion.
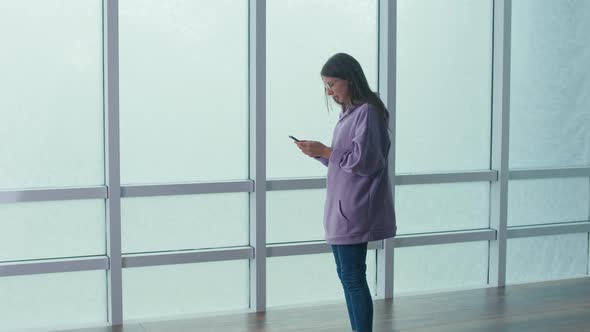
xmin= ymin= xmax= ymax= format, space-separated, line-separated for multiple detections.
xmin=489 ymin=0 xmax=512 ymax=287
xmin=376 ymin=0 xmax=396 ymax=299
xmin=249 ymin=0 xmax=267 ymax=312
xmin=103 ymin=0 xmax=123 ymax=324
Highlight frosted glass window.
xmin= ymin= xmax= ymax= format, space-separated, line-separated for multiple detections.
xmin=396 ymin=0 xmax=493 ymax=173
xmin=0 ymin=271 xmax=106 ymax=331
xmin=123 ymin=260 xmax=249 ymax=320
xmin=122 ymin=193 xmax=248 ymax=254
xmin=0 ymin=200 xmax=105 ymax=262
xmin=508 ymin=178 xmax=590 ymax=227
xmin=267 ymin=189 xmax=326 ymax=244
xmin=510 ymin=0 xmax=590 ymax=169
xmin=267 ymin=0 xmax=378 ymax=179
xmin=0 ymin=1 xmax=104 ymax=189
xmin=395 ymin=182 xmax=490 ymax=235
xmin=119 ymin=0 xmax=249 ymax=184
xmin=507 ymin=234 xmax=588 ymax=284
xmin=268 ymin=252 xmax=377 ymax=307
xmin=394 ymin=242 xmax=488 ymax=294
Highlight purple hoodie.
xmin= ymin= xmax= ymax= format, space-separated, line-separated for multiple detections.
xmin=315 ymin=102 xmax=396 ymax=245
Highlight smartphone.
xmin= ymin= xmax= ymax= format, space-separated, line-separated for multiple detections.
xmin=288 ymin=135 xmax=301 ymax=142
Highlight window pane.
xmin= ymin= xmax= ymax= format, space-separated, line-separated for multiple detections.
xmin=119 ymin=0 xmax=249 ymax=184
xmin=395 ymin=182 xmax=490 ymax=235
xmin=267 ymin=252 xmax=377 ymax=307
xmin=394 ymin=242 xmax=489 ymax=294
xmin=0 ymin=1 xmax=104 ymax=189
xmin=122 ymin=193 xmax=249 ymax=254
xmin=267 ymin=0 xmax=378 ymax=179
xmin=0 ymin=200 xmax=105 ymax=262
xmin=396 ymin=0 xmax=493 ymax=173
xmin=267 ymin=189 xmax=326 ymax=244
xmin=0 ymin=271 xmax=106 ymax=331
xmin=508 ymin=178 xmax=590 ymax=227
xmin=510 ymin=0 xmax=590 ymax=169
xmin=507 ymin=234 xmax=588 ymax=284
xmin=123 ymin=261 xmax=249 ymax=320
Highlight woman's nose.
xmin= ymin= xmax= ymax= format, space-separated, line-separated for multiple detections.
xmin=326 ymin=89 xmax=334 ymax=96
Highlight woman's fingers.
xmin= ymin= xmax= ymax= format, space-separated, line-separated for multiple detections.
xmin=295 ymin=141 xmax=311 ymax=156
xmin=296 ymin=141 xmax=323 ymax=157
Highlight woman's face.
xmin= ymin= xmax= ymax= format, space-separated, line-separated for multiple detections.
xmin=322 ymin=75 xmax=350 ymax=104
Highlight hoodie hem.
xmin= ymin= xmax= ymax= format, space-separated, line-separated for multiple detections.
xmin=325 ymin=228 xmax=396 ymax=245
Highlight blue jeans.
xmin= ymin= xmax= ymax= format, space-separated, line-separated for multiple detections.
xmin=331 ymin=243 xmax=373 ymax=332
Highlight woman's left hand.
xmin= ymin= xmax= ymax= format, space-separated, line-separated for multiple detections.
xmin=295 ymin=141 xmax=332 ymax=159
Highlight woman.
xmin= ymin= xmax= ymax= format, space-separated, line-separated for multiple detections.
xmin=295 ymin=53 xmax=397 ymax=332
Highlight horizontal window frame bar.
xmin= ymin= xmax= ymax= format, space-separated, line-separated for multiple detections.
xmin=267 ymin=241 xmax=383 ymax=257
xmin=509 ymin=167 xmax=590 ymax=180
xmin=14 ymin=223 xmax=588 ymax=275
xmin=0 ymin=256 xmax=108 ymax=277
xmin=267 ymin=171 xmax=499 ymax=191
xmin=395 ymin=170 xmax=498 ymax=185
xmin=121 ymin=180 xmax=254 ymax=198
xmin=3 ymin=167 xmax=588 ymax=203
xmin=507 ymin=221 xmax=590 ymax=238
xmin=393 ymin=229 xmax=497 ymax=247
xmin=0 ymin=187 xmax=107 ymax=204
xmin=122 ymin=247 xmax=254 ymax=268
xmin=266 ymin=178 xmax=326 ymax=191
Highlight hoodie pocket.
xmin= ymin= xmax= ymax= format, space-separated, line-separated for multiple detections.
xmin=337 ymin=194 xmax=371 ymax=235
xmin=329 ymin=200 xmax=347 ymax=234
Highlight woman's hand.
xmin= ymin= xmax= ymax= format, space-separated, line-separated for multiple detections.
xmin=295 ymin=140 xmax=332 ymax=159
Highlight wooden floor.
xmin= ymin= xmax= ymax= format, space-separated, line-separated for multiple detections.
xmin=61 ymin=277 xmax=590 ymax=332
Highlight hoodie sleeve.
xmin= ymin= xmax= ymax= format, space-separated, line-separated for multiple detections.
xmin=313 ymin=156 xmax=329 ymax=167
xmin=328 ymin=105 xmax=388 ymax=176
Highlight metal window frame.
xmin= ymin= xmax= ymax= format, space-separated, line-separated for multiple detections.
xmin=121 ymin=181 xmax=254 ymax=198
xmin=4 ymin=219 xmax=588 ymax=267
xmin=122 ymin=247 xmax=255 ymax=268
xmin=2 ymin=0 xmax=590 ymax=329
xmin=507 ymin=221 xmax=590 ymax=238
xmin=376 ymin=0 xmax=396 ymax=300
xmin=394 ymin=229 xmax=497 ymax=247
xmin=267 ymin=241 xmax=384 ymax=258
xmin=103 ymin=0 xmax=123 ymax=325
xmin=509 ymin=167 xmax=590 ymax=180
xmin=0 ymin=257 xmax=108 ymax=277
xmin=249 ymin=0 xmax=267 ymax=313
xmin=0 ymin=170 xmax=498 ymax=204
xmin=488 ymin=0 xmax=512 ymax=288
xmin=266 ymin=171 xmax=498 ymax=192
xmin=0 ymin=187 xmax=107 ymax=203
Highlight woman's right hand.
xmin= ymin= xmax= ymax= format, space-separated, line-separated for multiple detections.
xmin=295 ymin=140 xmax=332 ymax=159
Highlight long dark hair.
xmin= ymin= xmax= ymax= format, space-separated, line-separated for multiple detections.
xmin=321 ymin=53 xmax=389 ymax=124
